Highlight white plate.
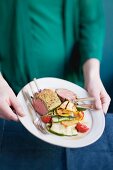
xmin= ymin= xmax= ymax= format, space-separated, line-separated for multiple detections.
xmin=17 ymin=77 xmax=105 ymax=148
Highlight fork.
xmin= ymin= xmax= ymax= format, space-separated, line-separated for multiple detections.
xmin=33 ymin=78 xmax=95 ymax=110
xmin=22 ymin=88 xmax=48 ymax=134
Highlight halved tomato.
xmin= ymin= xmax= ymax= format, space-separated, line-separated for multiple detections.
xmin=41 ymin=115 xmax=52 ymax=123
xmin=75 ymin=122 xmax=89 ymax=133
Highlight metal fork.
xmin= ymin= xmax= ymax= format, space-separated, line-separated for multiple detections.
xmin=34 ymin=117 xmax=48 ymax=134
xmin=22 ymin=88 xmax=48 ymax=134
xmin=33 ymin=78 xmax=95 ymax=111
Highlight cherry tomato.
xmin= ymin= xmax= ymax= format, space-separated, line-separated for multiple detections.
xmin=76 ymin=122 xmax=89 ymax=133
xmin=41 ymin=115 xmax=52 ymax=123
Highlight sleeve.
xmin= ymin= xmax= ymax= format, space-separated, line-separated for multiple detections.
xmin=0 ymin=0 xmax=6 ymax=73
xmin=0 ymin=0 xmax=14 ymax=73
xmin=0 ymin=0 xmax=5 ymax=73
xmin=79 ymin=0 xmax=105 ymax=65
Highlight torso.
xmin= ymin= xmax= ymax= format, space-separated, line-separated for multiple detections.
xmin=28 ymin=0 xmax=66 ymax=78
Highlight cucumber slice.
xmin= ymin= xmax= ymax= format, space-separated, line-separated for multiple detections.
xmin=48 ymin=129 xmax=65 ymax=136
xmin=48 ymin=128 xmax=78 ymax=136
xmin=52 ymin=116 xmax=75 ymax=123
xmin=49 ymin=123 xmax=78 ymax=136
xmin=76 ymin=107 xmax=86 ymax=111
xmin=52 ymin=116 xmax=59 ymax=123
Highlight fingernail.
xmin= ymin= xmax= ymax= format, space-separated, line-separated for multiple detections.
xmin=17 ymin=108 xmax=25 ymax=117
xmin=21 ymin=113 xmax=25 ymax=117
xmin=13 ymin=115 xmax=19 ymax=122
xmin=19 ymin=112 xmax=25 ymax=117
xmin=15 ymin=111 xmax=25 ymax=117
xmin=15 ymin=118 xmax=19 ymax=122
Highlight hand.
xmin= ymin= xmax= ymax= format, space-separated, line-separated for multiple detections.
xmin=0 ymin=74 xmax=24 ymax=121
xmin=83 ymin=59 xmax=111 ymax=114
xmin=85 ymin=77 xmax=111 ymax=114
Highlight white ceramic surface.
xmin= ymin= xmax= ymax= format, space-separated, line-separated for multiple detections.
xmin=17 ymin=77 xmax=105 ymax=148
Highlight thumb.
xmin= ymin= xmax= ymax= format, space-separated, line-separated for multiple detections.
xmin=88 ymin=89 xmax=102 ymax=110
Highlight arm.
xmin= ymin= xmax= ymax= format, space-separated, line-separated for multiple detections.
xmin=83 ymin=59 xmax=111 ymax=113
xmin=79 ymin=0 xmax=105 ymax=64
xmin=79 ymin=0 xmax=110 ymax=113
xmin=0 ymin=1 xmax=24 ymax=120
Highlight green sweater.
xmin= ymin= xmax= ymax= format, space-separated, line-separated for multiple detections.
xmin=28 ymin=0 xmax=66 ymax=78
xmin=0 ymin=0 xmax=104 ymax=93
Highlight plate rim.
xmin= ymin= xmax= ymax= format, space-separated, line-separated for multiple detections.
xmin=17 ymin=77 xmax=105 ymax=148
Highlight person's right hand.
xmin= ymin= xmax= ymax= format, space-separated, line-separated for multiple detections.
xmin=0 ymin=74 xmax=24 ymax=121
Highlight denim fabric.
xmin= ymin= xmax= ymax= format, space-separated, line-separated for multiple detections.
xmin=0 ymin=114 xmax=113 ymax=170
xmin=65 ymin=114 xmax=113 ymax=170
xmin=0 ymin=120 xmax=66 ymax=170
xmin=0 ymin=120 xmax=4 ymax=152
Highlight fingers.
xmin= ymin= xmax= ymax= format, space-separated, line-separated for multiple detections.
xmin=94 ymin=93 xmax=102 ymax=110
xmin=88 ymin=89 xmax=102 ymax=110
xmin=0 ymin=77 xmax=25 ymax=121
xmin=0 ymin=102 xmax=18 ymax=121
xmin=85 ymin=76 xmax=111 ymax=114
xmin=0 ymin=94 xmax=25 ymax=121
xmin=88 ymin=88 xmax=111 ymax=114
xmin=100 ymin=90 xmax=111 ymax=114
xmin=10 ymin=95 xmax=25 ymax=117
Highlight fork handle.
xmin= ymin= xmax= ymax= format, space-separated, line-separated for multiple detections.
xmin=76 ymin=97 xmax=95 ymax=102
xmin=77 ymin=104 xmax=95 ymax=109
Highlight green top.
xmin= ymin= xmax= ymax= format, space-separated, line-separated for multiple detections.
xmin=28 ymin=0 xmax=65 ymax=78
xmin=0 ymin=0 xmax=104 ymax=94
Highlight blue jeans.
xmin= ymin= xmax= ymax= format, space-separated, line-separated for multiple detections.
xmin=0 ymin=114 xmax=113 ymax=170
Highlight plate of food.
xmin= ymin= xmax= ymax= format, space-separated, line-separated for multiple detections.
xmin=17 ymin=77 xmax=105 ymax=148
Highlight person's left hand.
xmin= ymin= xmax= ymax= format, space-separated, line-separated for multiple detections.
xmin=85 ymin=76 xmax=111 ymax=114
xmin=83 ymin=59 xmax=111 ymax=114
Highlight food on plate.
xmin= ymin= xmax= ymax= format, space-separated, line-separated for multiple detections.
xmin=76 ymin=122 xmax=89 ymax=133
xmin=56 ymin=88 xmax=77 ymax=101
xmin=41 ymin=115 xmax=52 ymax=123
xmin=32 ymin=88 xmax=90 ymax=136
xmin=32 ymin=89 xmax=61 ymax=115
xmin=49 ymin=123 xmax=78 ymax=136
